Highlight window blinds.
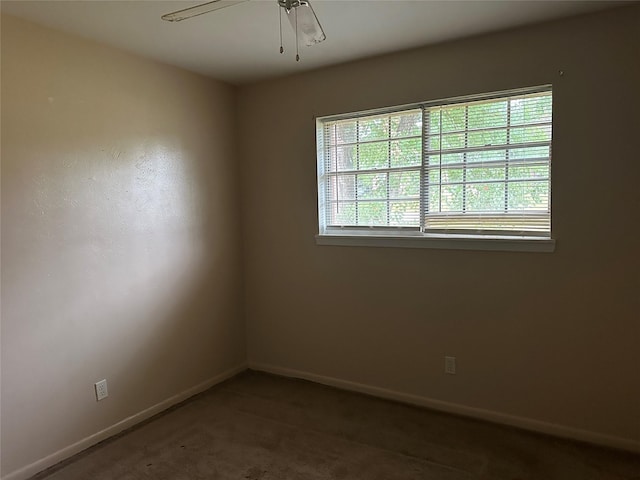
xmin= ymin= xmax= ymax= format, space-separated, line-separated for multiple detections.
xmin=319 ymin=87 xmax=552 ymax=237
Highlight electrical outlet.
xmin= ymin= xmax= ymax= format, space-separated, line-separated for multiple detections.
xmin=445 ymin=356 xmax=456 ymax=375
xmin=95 ymin=379 xmax=108 ymax=401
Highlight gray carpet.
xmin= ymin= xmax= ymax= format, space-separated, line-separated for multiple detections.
xmin=33 ymin=371 xmax=640 ymax=479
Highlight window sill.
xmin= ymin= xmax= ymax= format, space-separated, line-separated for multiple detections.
xmin=315 ymin=233 xmax=555 ymax=253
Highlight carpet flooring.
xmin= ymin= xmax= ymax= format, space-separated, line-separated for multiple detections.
xmin=33 ymin=370 xmax=640 ymax=480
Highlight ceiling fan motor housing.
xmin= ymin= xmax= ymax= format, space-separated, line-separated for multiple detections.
xmin=278 ymin=0 xmax=304 ymax=13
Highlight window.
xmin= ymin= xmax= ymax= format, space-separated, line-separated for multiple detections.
xmin=316 ymin=86 xmax=554 ymax=252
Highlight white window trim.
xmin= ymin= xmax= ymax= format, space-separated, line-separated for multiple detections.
xmin=315 ymin=232 xmax=555 ymax=253
xmin=315 ymin=85 xmax=555 ymax=253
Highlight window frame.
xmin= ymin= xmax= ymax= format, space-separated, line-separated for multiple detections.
xmin=315 ymin=86 xmax=555 ymax=253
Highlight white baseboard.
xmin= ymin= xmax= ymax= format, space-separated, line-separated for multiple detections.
xmin=248 ymin=361 xmax=640 ymax=454
xmin=2 ymin=363 xmax=248 ymax=480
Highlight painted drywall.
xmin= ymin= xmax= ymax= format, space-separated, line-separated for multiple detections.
xmin=238 ymin=5 xmax=640 ymax=446
xmin=1 ymin=15 xmax=246 ymax=477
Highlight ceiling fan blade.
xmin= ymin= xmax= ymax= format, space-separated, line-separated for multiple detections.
xmin=286 ymin=0 xmax=326 ymax=46
xmin=161 ymin=0 xmax=249 ymax=22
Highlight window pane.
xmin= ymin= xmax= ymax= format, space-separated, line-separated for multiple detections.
xmin=508 ymin=181 xmax=549 ymax=211
xmin=334 ymin=121 xmax=357 ymax=144
xmin=428 ymin=187 xmax=440 ymax=213
xmin=326 ymin=146 xmax=337 ymax=172
xmin=510 ymin=95 xmax=552 ymax=126
xmin=357 ymin=173 xmax=387 ymax=199
xmin=429 ymin=135 xmax=440 ymax=151
xmin=358 ymin=117 xmax=388 ymax=142
xmin=358 ymin=202 xmax=387 ymax=225
xmin=508 ymin=146 xmax=549 ymax=160
xmin=429 ymin=110 xmax=440 ymax=134
xmin=328 ymin=174 xmax=356 ymax=200
xmin=467 ymin=166 xmax=505 ymax=182
xmin=440 ymin=132 xmax=465 ymax=150
xmin=336 ymin=145 xmax=356 ymax=171
xmin=509 ymin=125 xmax=552 ymax=143
xmin=441 ymin=185 xmax=463 ymax=211
xmin=330 ymin=202 xmax=356 ymax=225
xmin=441 ymin=168 xmax=463 ymax=184
xmin=466 ymin=183 xmax=505 ymax=212
xmin=468 ymin=129 xmax=507 ymax=148
xmin=389 ymin=171 xmax=420 ymax=198
xmin=429 ymin=153 xmax=463 ymax=166
xmin=509 ymin=164 xmax=549 ymax=180
xmin=467 ymin=148 xmax=506 ymax=164
xmin=468 ymin=100 xmax=507 ymax=129
xmin=359 ymin=142 xmax=388 ymax=170
xmin=440 ymin=106 xmax=465 ymax=133
xmin=390 ymin=111 xmax=421 ymax=138
xmin=442 ymin=153 xmax=464 ymax=165
xmin=390 ymin=201 xmax=420 ymax=226
xmin=390 ymin=138 xmax=421 ymax=167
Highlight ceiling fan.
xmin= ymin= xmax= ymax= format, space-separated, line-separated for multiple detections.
xmin=161 ymin=0 xmax=326 ymax=61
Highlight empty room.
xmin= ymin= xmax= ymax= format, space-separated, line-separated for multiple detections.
xmin=1 ymin=1 xmax=639 ymax=479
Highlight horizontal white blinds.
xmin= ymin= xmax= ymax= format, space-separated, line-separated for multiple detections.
xmin=319 ymin=87 xmax=552 ymax=236
xmin=323 ymin=109 xmax=422 ymax=227
xmin=424 ymin=90 xmax=551 ymax=234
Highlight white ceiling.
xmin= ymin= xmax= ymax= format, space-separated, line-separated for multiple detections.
xmin=1 ymin=0 xmax=630 ymax=85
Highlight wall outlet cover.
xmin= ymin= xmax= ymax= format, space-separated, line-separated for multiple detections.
xmin=95 ymin=379 xmax=108 ymax=401
xmin=445 ymin=356 xmax=456 ymax=375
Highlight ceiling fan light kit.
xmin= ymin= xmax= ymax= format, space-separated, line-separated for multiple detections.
xmin=162 ymin=0 xmax=326 ymax=62
xmin=279 ymin=0 xmax=326 ymax=46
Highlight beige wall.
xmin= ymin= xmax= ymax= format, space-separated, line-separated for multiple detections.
xmin=1 ymin=15 xmax=246 ymax=477
xmin=2 ymin=5 xmax=640 ymax=478
xmin=238 ymin=5 xmax=640 ymax=446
